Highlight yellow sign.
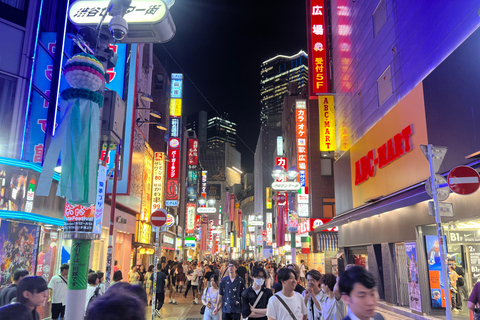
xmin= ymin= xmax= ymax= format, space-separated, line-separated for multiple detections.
xmin=170 ymin=98 xmax=182 ymax=117
xmin=349 ymin=83 xmax=429 ymax=207
xmin=230 ymin=233 xmax=234 ymax=248
xmin=266 ymin=187 xmax=272 ymax=209
xmin=141 ymin=147 xmax=153 ymax=222
xmin=137 ymin=221 xmax=151 ymax=244
xmin=319 ymin=96 xmax=336 ymax=151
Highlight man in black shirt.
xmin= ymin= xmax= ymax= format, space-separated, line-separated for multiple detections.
xmin=214 ymin=260 xmax=246 ymax=320
xmin=272 ymin=264 xmax=305 ymax=294
xmin=241 ymin=267 xmax=272 ymax=320
xmin=0 ymin=269 xmax=29 ymax=306
xmin=236 ymin=261 xmax=248 ymax=285
xmin=151 ymin=263 xmax=167 ymax=318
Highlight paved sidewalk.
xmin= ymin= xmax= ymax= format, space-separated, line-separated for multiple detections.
xmin=146 ymin=288 xmax=203 ymax=320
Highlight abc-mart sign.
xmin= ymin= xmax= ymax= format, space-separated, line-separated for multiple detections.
xmin=297 ymin=218 xmax=337 ymax=235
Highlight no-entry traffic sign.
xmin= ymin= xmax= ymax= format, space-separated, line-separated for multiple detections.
xmin=151 ymin=209 xmax=167 ymax=227
xmin=448 ymin=166 xmax=480 ymax=195
xmin=262 ymin=230 xmax=267 ymax=236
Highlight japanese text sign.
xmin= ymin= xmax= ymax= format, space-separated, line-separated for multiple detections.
xmin=188 ymin=139 xmax=199 ymax=165
xmin=167 ymin=148 xmax=179 ymax=179
xmin=152 ymin=152 xmax=165 ymax=212
xmin=319 ymin=96 xmax=336 ymax=151
xmin=307 ymin=0 xmax=331 ymax=96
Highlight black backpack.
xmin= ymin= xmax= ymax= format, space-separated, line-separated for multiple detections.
xmin=87 ymin=286 xmax=101 ymax=308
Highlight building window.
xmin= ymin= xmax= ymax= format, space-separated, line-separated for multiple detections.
xmin=377 ymin=65 xmax=393 ymax=106
xmin=372 ymin=0 xmax=387 ymax=38
xmin=0 ymin=0 xmax=28 ymax=26
xmin=323 ymin=198 xmax=336 ymax=218
xmin=321 ymin=158 xmax=333 ymax=176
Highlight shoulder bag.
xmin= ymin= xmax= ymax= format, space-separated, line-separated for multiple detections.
xmin=244 ymin=290 xmax=265 ymax=320
xmin=200 ymin=288 xmax=208 ymax=315
xmin=274 ymin=294 xmax=297 ymax=320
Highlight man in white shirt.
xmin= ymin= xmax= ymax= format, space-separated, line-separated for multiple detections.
xmin=338 ymin=266 xmax=384 ymax=320
xmin=267 ymin=268 xmax=307 ymax=320
xmin=299 ymin=261 xmax=306 ymax=287
xmin=48 ymin=263 xmax=69 ymax=320
xmin=191 ymin=262 xmax=200 ymax=305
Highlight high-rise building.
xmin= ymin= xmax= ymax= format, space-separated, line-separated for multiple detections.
xmin=260 ymin=50 xmax=308 ymax=128
xmin=207 ymin=113 xmax=237 ymax=149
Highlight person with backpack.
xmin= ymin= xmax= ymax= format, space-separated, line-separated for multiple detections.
xmin=85 ymin=273 xmax=102 ymax=315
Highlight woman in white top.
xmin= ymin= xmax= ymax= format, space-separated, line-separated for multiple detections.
xmin=303 ymin=270 xmax=326 ymax=320
xmin=128 ymin=265 xmax=140 ymax=285
xmin=202 ymin=274 xmax=220 ymax=320
xmin=318 ymin=274 xmax=345 ymax=320
xmin=85 ymin=273 xmax=102 ymax=314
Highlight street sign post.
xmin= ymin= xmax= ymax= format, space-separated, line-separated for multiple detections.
xmin=421 ymin=144 xmax=453 ymax=320
xmin=448 ymin=166 xmax=480 ymax=195
xmin=425 ymin=175 xmax=450 ymax=201
xmin=151 ymin=209 xmax=167 ymax=227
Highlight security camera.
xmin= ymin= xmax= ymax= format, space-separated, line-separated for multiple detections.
xmin=109 ymin=15 xmax=128 ymax=41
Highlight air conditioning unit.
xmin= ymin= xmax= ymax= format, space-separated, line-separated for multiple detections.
xmin=101 ymin=90 xmax=125 ymax=145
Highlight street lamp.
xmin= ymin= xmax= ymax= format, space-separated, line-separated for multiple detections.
xmin=271 ymin=165 xmax=285 ymax=180
xmin=286 ymin=166 xmax=300 ymax=180
xmin=208 ymin=198 xmax=216 ymax=207
xmin=198 ymin=196 xmax=206 ymax=206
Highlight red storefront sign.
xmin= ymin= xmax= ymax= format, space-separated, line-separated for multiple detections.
xmin=307 ymin=0 xmax=330 ymax=96
xmin=188 ymin=139 xmax=199 ymax=165
xmin=167 ymin=148 xmax=180 ymax=179
xmin=276 ymin=157 xmax=287 ymax=182
xmin=165 ymin=179 xmax=178 ymax=200
xmin=297 ymin=218 xmax=337 ymax=234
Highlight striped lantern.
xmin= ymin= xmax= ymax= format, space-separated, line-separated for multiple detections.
xmin=301 ymin=237 xmax=310 ymax=254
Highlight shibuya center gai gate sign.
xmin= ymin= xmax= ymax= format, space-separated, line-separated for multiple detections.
xmin=355 ymin=125 xmax=413 ymax=185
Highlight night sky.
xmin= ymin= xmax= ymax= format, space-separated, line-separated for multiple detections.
xmin=154 ymin=1 xmax=307 ymax=172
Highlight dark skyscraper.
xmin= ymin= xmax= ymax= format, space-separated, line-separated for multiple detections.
xmin=260 ymin=50 xmax=308 ymax=128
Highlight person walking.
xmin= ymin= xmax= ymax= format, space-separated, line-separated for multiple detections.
xmin=151 ymin=263 xmax=167 ymax=318
xmin=85 ymin=273 xmax=102 ymax=315
xmin=241 ymin=267 xmax=272 ymax=320
xmin=0 ymin=269 xmax=29 ymax=306
xmin=266 ymin=268 xmax=307 ymax=320
xmin=202 ymin=275 xmax=220 ymax=320
xmin=168 ymin=262 xmax=178 ymax=304
xmin=146 ymin=265 xmax=154 ymax=305
xmin=191 ymin=262 xmax=201 ymax=305
xmin=184 ymin=266 xmax=194 ymax=299
xmin=205 ymin=265 xmax=215 ymax=288
xmin=128 ymin=265 xmax=140 ymax=285
xmin=213 ymin=260 xmax=246 ymax=320
xmin=0 ymin=276 xmax=49 ymax=320
xmin=48 ymin=263 xmax=69 ymax=320
xmin=138 ymin=265 xmax=146 ymax=287
xmin=338 ymin=265 xmax=384 ymax=320
xmin=302 ymin=269 xmax=326 ymax=320
xmin=299 ymin=261 xmax=307 ymax=288
xmin=176 ymin=263 xmax=185 ymax=293
xmin=272 ymin=264 xmax=305 ymax=295
xmin=318 ymin=274 xmax=345 ymax=320
xmin=448 ymin=260 xmax=460 ymax=312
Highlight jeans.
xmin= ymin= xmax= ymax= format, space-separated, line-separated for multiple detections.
xmin=203 ymin=307 xmax=220 ymax=320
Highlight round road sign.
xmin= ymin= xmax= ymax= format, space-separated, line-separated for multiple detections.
xmin=425 ymin=174 xmax=450 ymax=201
xmin=448 ymin=166 xmax=480 ymax=195
xmin=151 ymin=209 xmax=167 ymax=227
xmin=262 ymin=230 xmax=267 ymax=236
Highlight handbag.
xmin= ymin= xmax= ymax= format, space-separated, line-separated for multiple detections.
xmin=275 ymin=294 xmax=297 ymax=320
xmin=200 ymin=288 xmax=208 ymax=315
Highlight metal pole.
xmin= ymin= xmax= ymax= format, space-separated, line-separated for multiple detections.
xmin=105 ymin=144 xmax=119 ymax=289
xmin=427 ymin=144 xmax=453 ymax=320
xmin=151 ymin=226 xmax=159 ymax=320
xmin=291 ymin=231 xmax=296 ymax=264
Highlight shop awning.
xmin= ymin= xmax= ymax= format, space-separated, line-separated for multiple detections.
xmin=318 ymin=232 xmax=338 ymax=252
xmin=315 ymin=179 xmax=432 ymax=232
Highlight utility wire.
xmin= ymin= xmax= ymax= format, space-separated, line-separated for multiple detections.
xmin=159 ymin=44 xmax=274 ymax=172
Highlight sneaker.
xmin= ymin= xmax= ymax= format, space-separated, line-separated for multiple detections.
xmin=192 ymin=301 xmax=199 ymax=305
xmin=452 ymin=309 xmax=459 ymax=313
xmin=172 ymin=301 xmax=178 ymax=305
xmin=168 ymin=301 xmax=172 ymax=304
xmin=155 ymin=310 xmax=162 ymax=317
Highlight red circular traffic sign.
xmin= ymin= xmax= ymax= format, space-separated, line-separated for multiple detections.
xmin=151 ymin=209 xmax=167 ymax=227
xmin=448 ymin=166 xmax=480 ymax=195
xmin=262 ymin=230 xmax=267 ymax=236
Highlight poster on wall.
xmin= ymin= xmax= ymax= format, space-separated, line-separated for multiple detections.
xmin=0 ymin=221 xmax=39 ymax=286
xmin=425 ymin=235 xmax=447 ymax=308
xmin=405 ymin=242 xmax=422 ymax=313
xmin=312 ymin=252 xmax=325 ymax=273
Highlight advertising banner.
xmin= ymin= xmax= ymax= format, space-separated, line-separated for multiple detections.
xmin=188 ymin=139 xmax=199 ymax=165
xmin=266 ymin=212 xmax=273 ymax=246
xmin=306 ymin=0 xmax=330 ymax=96
xmin=152 ymin=152 xmax=165 ymax=211
xmin=425 ymin=235 xmax=447 ymax=308
xmin=186 ymin=203 xmax=196 ymax=233
xmin=207 ymin=184 xmax=221 ymax=201
xmin=319 ymin=96 xmax=336 ymax=151
xmin=0 ymin=221 xmax=39 ymax=286
xmin=140 ymin=147 xmax=153 ymax=222
xmin=405 ymin=242 xmax=422 ymax=313
xmin=201 ymin=171 xmax=207 ymax=200
xmin=165 ymin=180 xmax=179 ymax=200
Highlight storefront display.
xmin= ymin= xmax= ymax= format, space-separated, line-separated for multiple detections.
xmin=405 ymin=242 xmax=421 ymax=313
xmin=425 ymin=235 xmax=447 ymax=308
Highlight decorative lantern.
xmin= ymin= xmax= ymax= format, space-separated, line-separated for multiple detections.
xmin=301 ymin=237 xmax=311 ymax=254
xmin=140 ymin=248 xmax=146 ymax=254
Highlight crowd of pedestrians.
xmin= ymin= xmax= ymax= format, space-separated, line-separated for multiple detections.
xmin=0 ymin=257 xmax=386 ymax=320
